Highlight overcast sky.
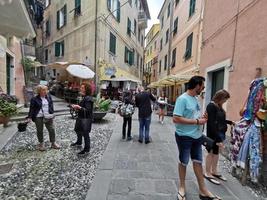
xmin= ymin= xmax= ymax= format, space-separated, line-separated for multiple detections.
xmin=146 ymin=0 xmax=164 ymax=34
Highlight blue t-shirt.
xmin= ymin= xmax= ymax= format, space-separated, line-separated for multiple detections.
xmin=173 ymin=93 xmax=202 ymax=139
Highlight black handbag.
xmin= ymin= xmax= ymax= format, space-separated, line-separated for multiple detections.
xmin=74 ymin=109 xmax=92 ymax=132
xmin=201 ymin=134 xmax=214 ymax=149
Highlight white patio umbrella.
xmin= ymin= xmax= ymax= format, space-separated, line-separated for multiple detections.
xmin=66 ymin=64 xmax=95 ymax=79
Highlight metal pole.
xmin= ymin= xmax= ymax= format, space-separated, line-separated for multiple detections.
xmin=94 ymin=0 xmax=98 ymax=87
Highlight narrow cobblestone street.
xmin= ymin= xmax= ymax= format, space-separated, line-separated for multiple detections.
xmin=0 ymin=114 xmax=114 ymax=199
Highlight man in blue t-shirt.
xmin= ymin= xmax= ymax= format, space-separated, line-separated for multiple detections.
xmin=173 ymin=76 xmax=221 ymax=200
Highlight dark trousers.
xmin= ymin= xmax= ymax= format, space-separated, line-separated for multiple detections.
xmin=122 ymin=117 xmax=132 ymax=138
xmin=35 ymin=117 xmax=55 ymax=143
xmin=76 ymin=131 xmax=90 ymax=151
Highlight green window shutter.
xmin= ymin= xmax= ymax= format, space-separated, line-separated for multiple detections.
xmin=117 ymin=0 xmax=121 ymax=22
xmin=61 ymin=41 xmax=64 ymax=56
xmin=124 ymin=47 xmax=128 ymax=63
xmin=172 ymin=48 xmax=176 ymax=68
xmin=109 ymin=32 xmax=116 ymax=54
xmin=173 ymin=17 xmax=178 ymax=35
xmin=75 ymin=0 xmax=81 ymax=15
xmin=56 ymin=10 xmax=60 ymax=29
xmin=185 ymin=33 xmax=193 ymax=59
xmin=130 ymin=50 xmax=135 ymax=65
xmin=55 ymin=42 xmax=60 ymax=57
xmin=189 ymin=0 xmax=196 ymax=17
xmin=127 ymin=18 xmax=131 ymax=36
xmin=63 ymin=4 xmax=67 ymax=26
xmin=107 ymin=0 xmax=111 ymax=10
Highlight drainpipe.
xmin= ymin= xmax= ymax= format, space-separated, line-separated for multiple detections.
xmin=94 ymin=0 xmax=98 ymax=88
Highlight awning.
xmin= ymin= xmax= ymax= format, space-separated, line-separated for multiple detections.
xmin=0 ymin=0 xmax=35 ymax=38
xmin=99 ymin=64 xmax=141 ymax=83
xmin=48 ymin=61 xmax=84 ymax=69
xmin=26 ymin=56 xmax=46 ymax=68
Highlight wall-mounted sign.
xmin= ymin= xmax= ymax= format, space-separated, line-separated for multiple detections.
xmin=105 ymin=66 xmax=117 ymax=76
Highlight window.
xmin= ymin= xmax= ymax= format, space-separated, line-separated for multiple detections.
xmin=160 ymin=38 xmax=163 ymax=51
xmin=164 ymin=55 xmax=168 ymax=70
xmin=45 ymin=49 xmax=48 ymax=62
xmin=141 ymin=35 xmax=144 ymax=47
xmin=109 ymin=32 xmax=116 ymax=55
xmin=153 ymin=69 xmax=156 ymax=77
xmin=45 ymin=19 xmax=51 ymax=37
xmin=173 ymin=17 xmax=178 ymax=36
xmin=167 ymin=3 xmax=171 ymax=18
xmin=55 ymin=41 xmax=64 ymax=57
xmin=154 ymin=41 xmax=157 ymax=50
xmin=127 ymin=18 xmax=131 ymax=36
xmin=150 ymin=46 xmax=152 ymax=55
xmin=184 ymin=33 xmax=193 ymax=60
xmin=175 ymin=0 xmax=180 ymax=6
xmin=159 ymin=60 xmax=162 ymax=73
xmin=134 ymin=19 xmax=137 ymax=35
xmin=189 ymin=0 xmax=196 ymax=17
xmin=161 ymin=16 xmax=164 ymax=29
xmin=129 ymin=0 xmax=132 ymax=6
xmin=57 ymin=4 xmax=67 ymax=29
xmin=171 ymin=48 xmax=176 ymax=68
xmin=74 ymin=0 xmax=81 ymax=16
xmin=124 ymin=47 xmax=134 ymax=65
xmin=135 ymin=0 xmax=138 ymax=7
xmin=107 ymin=0 xmax=121 ymax=22
xmin=166 ymin=29 xmax=169 ymax=44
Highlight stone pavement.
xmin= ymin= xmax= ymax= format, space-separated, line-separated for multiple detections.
xmin=86 ymin=113 xmax=258 ymax=200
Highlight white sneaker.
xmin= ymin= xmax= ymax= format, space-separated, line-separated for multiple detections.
xmin=161 ymin=121 xmax=164 ymax=125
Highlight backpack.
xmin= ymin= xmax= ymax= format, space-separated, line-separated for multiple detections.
xmin=119 ymin=103 xmax=135 ymax=117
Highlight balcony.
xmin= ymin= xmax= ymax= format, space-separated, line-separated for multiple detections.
xmin=138 ymin=11 xmax=148 ymax=29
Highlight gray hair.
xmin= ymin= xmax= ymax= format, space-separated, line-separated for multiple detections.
xmin=36 ymin=85 xmax=48 ymax=95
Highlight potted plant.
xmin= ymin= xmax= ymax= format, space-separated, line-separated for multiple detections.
xmin=93 ymin=93 xmax=111 ymax=121
xmin=0 ymin=99 xmax=18 ymax=127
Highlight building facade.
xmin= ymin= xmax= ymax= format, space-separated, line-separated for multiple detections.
xmin=144 ymin=24 xmax=160 ymax=86
xmin=40 ymin=0 xmax=150 ymax=86
xmin=0 ymin=0 xmax=36 ymax=103
xmin=200 ymin=0 xmax=267 ymax=121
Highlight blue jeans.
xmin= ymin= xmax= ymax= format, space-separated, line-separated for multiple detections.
xmin=139 ymin=116 xmax=151 ymax=142
xmin=175 ymin=133 xmax=202 ymax=166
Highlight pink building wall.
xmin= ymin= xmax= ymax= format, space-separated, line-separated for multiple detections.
xmin=200 ymin=0 xmax=267 ymax=121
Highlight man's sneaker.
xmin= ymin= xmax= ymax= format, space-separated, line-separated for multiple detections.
xmin=37 ymin=143 xmax=46 ymax=151
xmin=161 ymin=121 xmax=164 ymax=125
xmin=138 ymin=139 xmax=143 ymax=143
xmin=127 ymin=136 xmax=132 ymax=141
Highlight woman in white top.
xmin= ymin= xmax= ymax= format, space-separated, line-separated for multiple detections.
xmin=157 ymin=92 xmax=167 ymax=124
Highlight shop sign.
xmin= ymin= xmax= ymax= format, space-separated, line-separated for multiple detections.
xmin=105 ymin=66 xmax=117 ymax=76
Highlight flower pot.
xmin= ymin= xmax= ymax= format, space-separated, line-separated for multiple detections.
xmin=0 ymin=116 xmax=10 ymax=127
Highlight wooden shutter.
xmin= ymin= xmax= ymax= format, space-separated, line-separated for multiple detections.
xmin=109 ymin=32 xmax=116 ymax=54
xmin=61 ymin=41 xmax=64 ymax=56
xmin=63 ymin=4 xmax=67 ymax=26
xmin=173 ymin=17 xmax=178 ymax=35
xmin=56 ymin=10 xmax=60 ymax=29
xmin=127 ymin=18 xmax=131 ymax=36
xmin=55 ymin=42 xmax=60 ymax=57
xmin=107 ymin=0 xmax=111 ymax=10
xmin=117 ymin=0 xmax=121 ymax=22
xmin=124 ymin=47 xmax=128 ymax=63
xmin=189 ymin=0 xmax=196 ymax=17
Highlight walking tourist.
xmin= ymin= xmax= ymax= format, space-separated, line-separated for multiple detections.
xmin=71 ymin=83 xmax=94 ymax=155
xmin=28 ymin=85 xmax=60 ymax=151
xmin=157 ymin=91 xmax=168 ymax=124
xmin=173 ymin=76 xmax=221 ymax=200
xmin=205 ymin=89 xmax=234 ymax=185
xmin=135 ymin=86 xmax=156 ymax=144
xmin=119 ymin=91 xmax=135 ymax=141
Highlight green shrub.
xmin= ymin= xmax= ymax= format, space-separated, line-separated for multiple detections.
xmin=0 ymin=99 xmax=18 ymax=117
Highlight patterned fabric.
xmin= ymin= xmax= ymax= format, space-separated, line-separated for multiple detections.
xmin=231 ymin=119 xmax=251 ymax=163
xmin=249 ymin=123 xmax=261 ymax=182
xmin=237 ymin=128 xmax=251 ymax=169
xmin=243 ymin=78 xmax=265 ymax=121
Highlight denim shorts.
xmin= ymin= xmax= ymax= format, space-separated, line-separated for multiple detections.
xmin=175 ymin=133 xmax=203 ymax=166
